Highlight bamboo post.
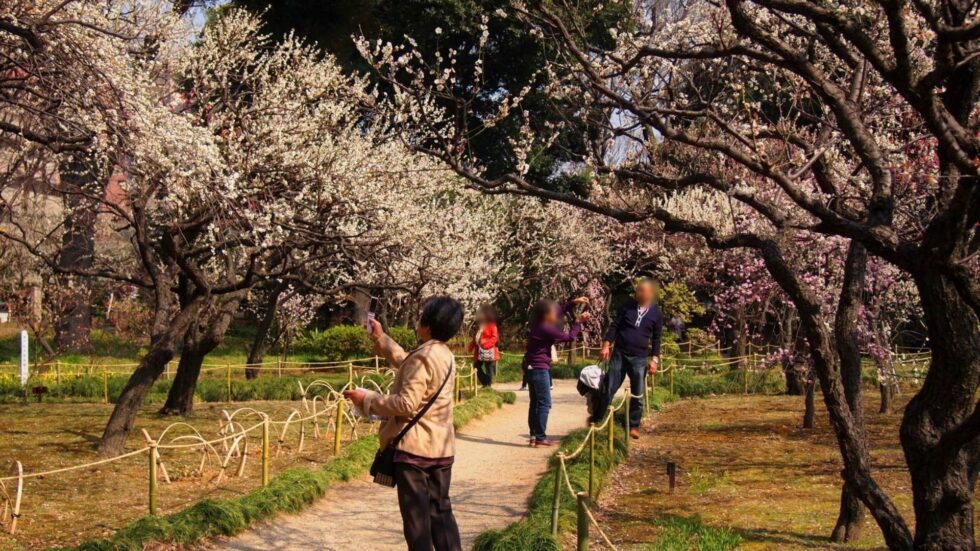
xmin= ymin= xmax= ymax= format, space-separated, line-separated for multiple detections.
xmin=624 ymin=389 xmax=631 ymax=452
xmin=333 ymin=399 xmax=344 ymax=456
xmin=670 ymin=367 xmax=675 ymax=397
xmin=103 ymin=369 xmax=109 ymax=404
xmin=261 ymin=418 xmax=271 ymax=487
xmin=588 ymin=424 xmax=596 ymax=499
xmin=10 ymin=461 xmax=23 ymax=534
xmin=576 ymin=492 xmax=590 ymax=551
xmin=744 ymin=362 xmax=750 ymax=394
xmin=453 ymin=371 xmax=460 ymax=405
xmin=227 ymin=364 xmax=233 ymax=402
xmin=347 ymin=363 xmax=354 ymax=386
xmin=644 ymin=371 xmax=651 ymax=414
xmin=607 ymin=405 xmax=615 ymax=455
xmin=277 ymin=358 xmax=282 ymax=378
xmin=374 ymin=355 xmax=379 ymax=370
xmin=55 ymin=361 xmax=61 ymax=387
xmin=550 ymin=456 xmax=563 ymax=536
xmin=148 ymin=443 xmax=158 ymax=515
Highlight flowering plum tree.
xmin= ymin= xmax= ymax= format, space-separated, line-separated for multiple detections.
xmin=358 ymin=1 xmax=980 ymax=547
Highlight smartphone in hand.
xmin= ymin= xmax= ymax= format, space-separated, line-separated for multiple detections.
xmin=365 ymin=296 xmax=380 ymax=334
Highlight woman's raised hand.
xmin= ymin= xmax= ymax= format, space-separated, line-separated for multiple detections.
xmin=572 ymin=296 xmax=589 ymax=305
xmin=367 ymin=318 xmax=384 ymax=342
xmin=577 ymin=312 xmax=592 ymax=323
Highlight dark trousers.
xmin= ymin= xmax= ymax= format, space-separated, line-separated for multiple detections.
xmin=527 ymin=369 xmax=552 ymax=440
xmin=600 ymin=349 xmax=647 ymax=428
xmin=475 ymin=360 xmax=496 ymax=387
xmin=395 ymin=462 xmax=462 ymax=551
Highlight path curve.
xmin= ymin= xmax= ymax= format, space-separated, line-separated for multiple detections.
xmin=207 ymin=379 xmax=587 ymax=550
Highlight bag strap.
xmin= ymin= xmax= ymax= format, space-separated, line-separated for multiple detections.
xmin=389 ymin=348 xmax=455 ymax=448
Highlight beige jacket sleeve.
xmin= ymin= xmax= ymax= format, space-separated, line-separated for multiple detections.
xmin=374 ymin=333 xmax=408 ymax=368
xmin=362 ymin=353 xmax=434 ymax=418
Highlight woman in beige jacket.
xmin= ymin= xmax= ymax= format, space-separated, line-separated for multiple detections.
xmin=345 ymin=296 xmax=464 ymax=551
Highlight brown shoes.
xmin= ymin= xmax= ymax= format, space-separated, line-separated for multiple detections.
xmin=630 ymin=428 xmax=641 ymax=440
xmin=531 ymin=438 xmax=558 ymax=447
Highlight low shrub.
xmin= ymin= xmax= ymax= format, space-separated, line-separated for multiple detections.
xmin=294 ymin=324 xmax=416 ymax=360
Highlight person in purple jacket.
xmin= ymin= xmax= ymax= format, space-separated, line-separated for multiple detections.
xmin=597 ymin=278 xmax=664 ymax=439
xmin=523 ymin=296 xmax=591 ymax=447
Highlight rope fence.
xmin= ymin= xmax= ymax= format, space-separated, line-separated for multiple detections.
xmin=0 ymin=361 xmax=481 ymax=535
xmin=547 ymin=384 xmax=646 ymax=550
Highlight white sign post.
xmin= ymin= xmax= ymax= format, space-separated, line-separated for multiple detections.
xmin=19 ymin=330 xmax=28 ymax=386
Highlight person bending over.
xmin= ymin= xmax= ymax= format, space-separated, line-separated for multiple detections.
xmin=597 ymin=278 xmax=663 ymax=439
xmin=346 ymin=296 xmax=464 ymax=551
xmin=522 ymin=297 xmax=590 ymax=447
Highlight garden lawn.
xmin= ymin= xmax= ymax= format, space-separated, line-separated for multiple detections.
xmin=595 ymin=393 xmax=977 ymax=550
xmin=0 ymin=399 xmax=367 ymax=549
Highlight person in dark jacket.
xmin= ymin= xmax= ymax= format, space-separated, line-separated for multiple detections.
xmin=597 ymin=278 xmax=664 ymax=439
xmin=523 ymin=297 xmax=590 ymax=446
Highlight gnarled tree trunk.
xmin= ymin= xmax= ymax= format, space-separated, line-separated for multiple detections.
xmin=54 ymin=153 xmax=97 ymax=353
xmin=246 ymin=283 xmax=284 ymax=379
xmin=831 ymin=243 xmax=868 ymax=543
xmin=161 ymin=294 xmax=242 ymax=415
xmin=900 ymin=270 xmax=980 ymax=550
xmin=98 ymin=292 xmax=205 ymax=456
xmin=760 ymin=242 xmax=915 ymax=550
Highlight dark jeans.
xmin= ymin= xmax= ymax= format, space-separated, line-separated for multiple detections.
xmin=475 ymin=360 xmax=496 ymax=387
xmin=395 ymin=462 xmax=462 ymax=551
xmin=601 ymin=349 xmax=647 ymax=428
xmin=527 ymin=369 xmax=552 ymax=440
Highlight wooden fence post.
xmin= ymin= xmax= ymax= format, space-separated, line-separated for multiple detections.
xmin=347 ymin=363 xmax=354 ymax=386
xmin=227 ymin=364 xmax=233 ymax=402
xmin=10 ymin=461 xmax=23 ymax=534
xmin=103 ymin=369 xmax=109 ymax=404
xmin=334 ymin=400 xmax=344 ymax=456
xmin=670 ymin=367 xmax=675 ymax=397
xmin=624 ymin=389 xmax=631 ymax=452
xmin=576 ymin=492 xmax=590 ymax=551
xmin=607 ymin=405 xmax=615 ymax=456
xmin=261 ymin=418 xmax=270 ymax=487
xmin=148 ymin=443 xmax=158 ymax=515
xmin=551 ymin=456 xmax=563 ymax=536
xmin=667 ymin=461 xmax=676 ymax=493
xmin=588 ymin=424 xmax=596 ymax=499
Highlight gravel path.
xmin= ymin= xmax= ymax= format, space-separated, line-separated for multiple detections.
xmin=208 ymin=379 xmax=587 ymax=550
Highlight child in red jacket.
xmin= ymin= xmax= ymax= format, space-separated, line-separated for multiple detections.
xmin=469 ymin=305 xmax=500 ymax=388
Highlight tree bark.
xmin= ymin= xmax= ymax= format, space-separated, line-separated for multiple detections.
xmin=98 ymin=294 xmax=204 ymax=456
xmin=831 ymin=242 xmax=868 ymax=543
xmin=54 ymin=154 xmax=97 ymax=353
xmin=802 ymin=375 xmax=815 ymax=429
xmin=161 ymin=295 xmax=242 ymax=415
xmin=900 ymin=270 xmax=980 ymax=550
xmin=879 ymin=380 xmax=895 ymax=415
xmin=246 ymin=283 xmax=284 ymax=379
xmin=758 ymin=242 xmax=915 ymax=550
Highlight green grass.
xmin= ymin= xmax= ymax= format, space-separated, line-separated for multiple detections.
xmin=473 ymin=390 xmax=669 ymax=551
xmin=57 ymin=389 xmax=510 ymax=551
xmin=645 ymin=515 xmax=742 ymax=551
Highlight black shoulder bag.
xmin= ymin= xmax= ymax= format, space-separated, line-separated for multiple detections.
xmin=370 ymin=354 xmax=454 ymax=487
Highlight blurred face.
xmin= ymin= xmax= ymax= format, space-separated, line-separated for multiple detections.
xmin=543 ymin=305 xmax=559 ymax=324
xmin=635 ymin=281 xmax=656 ymax=306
